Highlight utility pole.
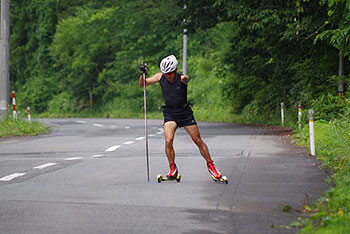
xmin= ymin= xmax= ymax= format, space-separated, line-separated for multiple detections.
xmin=0 ymin=0 xmax=10 ymax=119
xmin=182 ymin=0 xmax=187 ymax=75
xmin=338 ymin=54 xmax=345 ymax=99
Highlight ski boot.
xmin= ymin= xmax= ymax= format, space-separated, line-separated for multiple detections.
xmin=166 ymin=163 xmax=178 ymax=178
xmin=157 ymin=163 xmax=181 ymax=183
xmin=207 ymin=160 xmax=228 ymax=184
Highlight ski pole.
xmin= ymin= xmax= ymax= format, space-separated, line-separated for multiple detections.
xmin=140 ymin=62 xmax=150 ymax=182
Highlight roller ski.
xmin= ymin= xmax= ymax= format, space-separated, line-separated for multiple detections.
xmin=211 ymin=175 xmax=228 ymax=184
xmin=157 ymin=163 xmax=181 ymax=183
xmin=157 ymin=174 xmax=181 ymax=183
xmin=207 ymin=160 xmax=228 ymax=184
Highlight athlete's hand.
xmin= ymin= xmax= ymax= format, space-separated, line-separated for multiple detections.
xmin=180 ymin=75 xmax=189 ymax=84
xmin=140 ymin=62 xmax=147 ymax=74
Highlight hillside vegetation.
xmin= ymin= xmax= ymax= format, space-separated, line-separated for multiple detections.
xmin=9 ymin=0 xmax=348 ymax=121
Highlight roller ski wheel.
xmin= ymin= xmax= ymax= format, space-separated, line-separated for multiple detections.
xmin=211 ymin=175 xmax=228 ymax=184
xmin=157 ymin=174 xmax=181 ymax=183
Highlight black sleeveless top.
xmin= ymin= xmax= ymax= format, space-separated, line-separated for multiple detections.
xmin=159 ymin=73 xmax=187 ymax=109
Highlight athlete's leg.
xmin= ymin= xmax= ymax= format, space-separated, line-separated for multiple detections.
xmin=164 ymin=121 xmax=178 ymax=177
xmin=164 ymin=121 xmax=178 ymax=164
xmin=184 ymin=124 xmax=222 ymax=178
xmin=184 ymin=124 xmax=212 ymax=162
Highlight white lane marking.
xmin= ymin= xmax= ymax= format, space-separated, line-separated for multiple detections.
xmin=33 ymin=163 xmax=57 ymax=170
xmin=93 ymin=124 xmax=104 ymax=127
xmin=124 ymin=126 xmax=130 ymax=129
xmin=91 ymin=154 xmax=103 ymax=158
xmin=64 ymin=157 xmax=83 ymax=161
xmin=110 ymin=125 xmax=118 ymax=128
xmin=149 ymin=134 xmax=156 ymax=137
xmin=123 ymin=141 xmax=135 ymax=145
xmin=105 ymin=145 xmax=121 ymax=152
xmin=0 ymin=173 xmax=26 ymax=181
xmin=156 ymin=132 xmax=163 ymax=135
xmin=75 ymin=120 xmax=86 ymax=124
xmin=135 ymin=136 xmax=145 ymax=140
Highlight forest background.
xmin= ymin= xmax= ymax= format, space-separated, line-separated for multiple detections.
xmin=6 ymin=0 xmax=350 ymax=233
xmin=9 ymin=0 xmax=349 ymax=123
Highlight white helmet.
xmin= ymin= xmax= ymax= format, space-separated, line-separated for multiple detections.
xmin=160 ymin=55 xmax=178 ymax=73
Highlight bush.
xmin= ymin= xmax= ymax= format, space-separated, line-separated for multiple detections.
xmin=186 ymin=56 xmax=236 ymax=122
xmin=47 ymin=92 xmax=80 ymax=115
xmin=310 ymin=94 xmax=350 ymax=121
xmin=295 ymin=118 xmax=350 ymax=234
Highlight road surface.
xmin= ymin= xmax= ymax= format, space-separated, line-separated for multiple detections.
xmin=0 ymin=118 xmax=325 ymax=234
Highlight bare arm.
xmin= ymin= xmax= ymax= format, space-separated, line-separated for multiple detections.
xmin=139 ymin=73 xmax=162 ymax=87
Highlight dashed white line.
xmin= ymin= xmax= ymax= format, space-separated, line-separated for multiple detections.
xmin=0 ymin=173 xmax=26 ymax=181
xmin=149 ymin=134 xmax=156 ymax=137
xmin=91 ymin=154 xmax=103 ymax=158
xmin=105 ymin=145 xmax=121 ymax=152
xmin=0 ymin=125 xmax=166 ymax=183
xmin=64 ymin=157 xmax=83 ymax=161
xmin=33 ymin=163 xmax=57 ymax=170
xmin=75 ymin=120 xmax=86 ymax=124
xmin=135 ymin=136 xmax=145 ymax=140
xmin=156 ymin=132 xmax=163 ymax=135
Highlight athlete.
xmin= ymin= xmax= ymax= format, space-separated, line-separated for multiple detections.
xmin=138 ymin=55 xmax=223 ymax=180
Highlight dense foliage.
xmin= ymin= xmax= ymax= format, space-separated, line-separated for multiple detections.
xmin=9 ymin=0 xmax=350 ymax=121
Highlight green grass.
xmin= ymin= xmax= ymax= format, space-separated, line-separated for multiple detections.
xmin=294 ymin=119 xmax=350 ymax=234
xmin=0 ymin=116 xmax=50 ymax=137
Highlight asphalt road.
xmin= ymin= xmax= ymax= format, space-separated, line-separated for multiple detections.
xmin=0 ymin=118 xmax=325 ymax=234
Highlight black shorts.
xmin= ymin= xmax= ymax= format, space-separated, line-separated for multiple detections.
xmin=163 ymin=106 xmax=197 ymax=128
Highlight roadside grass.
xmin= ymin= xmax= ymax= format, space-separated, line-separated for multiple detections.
xmin=0 ymin=116 xmax=50 ymax=137
xmin=293 ymin=119 xmax=350 ymax=233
